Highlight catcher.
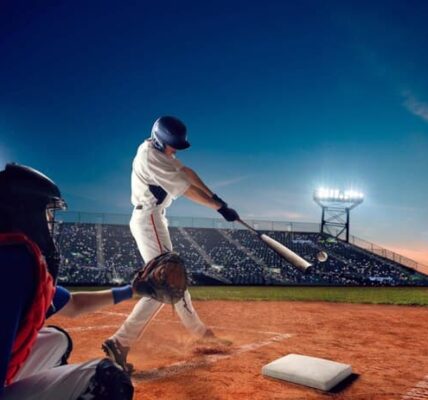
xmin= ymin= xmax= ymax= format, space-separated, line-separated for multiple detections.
xmin=0 ymin=163 xmax=133 ymax=400
xmin=102 ymin=116 xmax=240 ymax=373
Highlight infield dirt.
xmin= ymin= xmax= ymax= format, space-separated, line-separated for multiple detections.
xmin=49 ymin=299 xmax=428 ymax=400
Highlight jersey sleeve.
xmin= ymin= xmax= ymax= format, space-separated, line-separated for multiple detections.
xmin=46 ymin=286 xmax=71 ymax=318
xmin=147 ymin=153 xmax=191 ymax=198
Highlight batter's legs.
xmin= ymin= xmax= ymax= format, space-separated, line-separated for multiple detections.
xmin=108 ymin=210 xmax=209 ymax=355
xmin=174 ymin=289 xmax=207 ymax=337
xmin=111 ymin=296 xmax=163 ymax=347
xmin=129 ymin=209 xmax=209 ymax=337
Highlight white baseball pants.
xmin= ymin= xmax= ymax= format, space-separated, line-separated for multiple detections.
xmin=3 ymin=327 xmax=98 ymax=400
xmin=111 ymin=208 xmax=207 ymax=347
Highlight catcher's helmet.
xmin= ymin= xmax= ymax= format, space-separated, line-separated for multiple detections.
xmin=0 ymin=163 xmax=66 ymax=211
xmin=0 ymin=163 xmax=67 ymax=281
xmin=151 ymin=116 xmax=190 ymax=151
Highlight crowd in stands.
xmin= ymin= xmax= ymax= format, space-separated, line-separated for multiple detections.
xmin=170 ymin=229 xmax=210 ymax=274
xmin=184 ymin=228 xmax=266 ymax=285
xmin=59 ymin=223 xmax=98 ymax=268
xmin=56 ymin=222 xmax=428 ymax=287
xmin=57 ymin=223 xmax=142 ymax=285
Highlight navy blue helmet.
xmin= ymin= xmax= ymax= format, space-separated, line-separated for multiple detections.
xmin=151 ymin=116 xmax=190 ymax=151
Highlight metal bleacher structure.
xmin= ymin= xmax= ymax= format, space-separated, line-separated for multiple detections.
xmin=56 ymin=211 xmax=428 ymax=286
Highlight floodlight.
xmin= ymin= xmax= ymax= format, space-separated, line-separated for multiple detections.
xmin=314 ymin=188 xmax=364 ymax=204
xmin=313 ymin=187 xmax=364 ymax=242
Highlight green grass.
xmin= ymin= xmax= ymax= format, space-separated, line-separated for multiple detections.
xmin=66 ymin=286 xmax=428 ymax=306
xmin=188 ymin=286 xmax=428 ymax=306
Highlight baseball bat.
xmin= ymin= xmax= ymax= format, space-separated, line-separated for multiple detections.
xmin=238 ymin=219 xmax=312 ymax=273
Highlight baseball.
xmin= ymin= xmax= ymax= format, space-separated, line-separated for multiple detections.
xmin=316 ymin=251 xmax=328 ymax=262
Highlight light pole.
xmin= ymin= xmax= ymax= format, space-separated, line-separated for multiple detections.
xmin=313 ymin=188 xmax=364 ymax=242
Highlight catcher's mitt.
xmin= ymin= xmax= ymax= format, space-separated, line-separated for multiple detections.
xmin=132 ymin=252 xmax=187 ymax=305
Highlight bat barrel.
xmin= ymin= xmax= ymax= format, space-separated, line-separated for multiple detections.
xmin=238 ymin=219 xmax=311 ymax=273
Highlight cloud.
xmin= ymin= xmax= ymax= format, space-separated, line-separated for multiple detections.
xmin=369 ymin=201 xmax=423 ymax=213
xmin=245 ymin=207 xmax=313 ymax=222
xmin=210 ymin=175 xmax=250 ymax=189
xmin=403 ymin=92 xmax=428 ymax=123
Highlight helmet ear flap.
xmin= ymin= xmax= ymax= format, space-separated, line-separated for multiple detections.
xmin=151 ymin=131 xmax=165 ymax=152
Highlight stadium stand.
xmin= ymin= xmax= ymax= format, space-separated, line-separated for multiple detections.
xmin=56 ymin=222 xmax=428 ymax=287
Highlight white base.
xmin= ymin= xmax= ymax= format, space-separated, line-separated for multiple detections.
xmin=262 ymin=353 xmax=352 ymax=391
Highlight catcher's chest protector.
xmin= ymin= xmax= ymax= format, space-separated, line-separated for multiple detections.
xmin=0 ymin=233 xmax=55 ymax=385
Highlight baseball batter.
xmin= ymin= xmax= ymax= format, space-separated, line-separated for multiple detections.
xmin=103 ymin=116 xmax=240 ymax=372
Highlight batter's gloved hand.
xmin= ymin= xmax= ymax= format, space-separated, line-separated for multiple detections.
xmin=217 ymin=205 xmax=240 ymax=222
xmin=132 ymin=252 xmax=187 ymax=305
xmin=212 ymin=193 xmax=227 ymax=208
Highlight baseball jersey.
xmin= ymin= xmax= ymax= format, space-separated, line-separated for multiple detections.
xmin=131 ymin=140 xmax=191 ymax=210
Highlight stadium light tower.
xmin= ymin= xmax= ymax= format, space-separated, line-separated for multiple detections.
xmin=313 ymin=188 xmax=364 ymax=242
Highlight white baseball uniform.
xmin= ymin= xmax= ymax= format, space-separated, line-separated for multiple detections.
xmin=3 ymin=327 xmax=100 ymax=400
xmin=111 ymin=140 xmax=208 ymax=347
xmin=3 ymin=284 xmax=133 ymax=400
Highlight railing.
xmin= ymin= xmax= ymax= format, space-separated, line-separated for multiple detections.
xmin=348 ymin=235 xmax=428 ymax=276
xmin=57 ymin=211 xmax=428 ymax=275
xmin=57 ymin=211 xmax=321 ymax=232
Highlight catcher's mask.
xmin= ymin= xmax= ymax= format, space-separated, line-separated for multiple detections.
xmin=0 ymin=163 xmax=67 ymax=281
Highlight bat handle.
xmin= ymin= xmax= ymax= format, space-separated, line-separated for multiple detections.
xmin=237 ymin=219 xmax=260 ymax=236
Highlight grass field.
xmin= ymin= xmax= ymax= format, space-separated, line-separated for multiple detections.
xmin=67 ymin=286 xmax=428 ymax=306
xmin=189 ymin=286 xmax=428 ymax=305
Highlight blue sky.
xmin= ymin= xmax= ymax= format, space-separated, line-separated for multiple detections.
xmin=1 ymin=0 xmax=427 ymax=264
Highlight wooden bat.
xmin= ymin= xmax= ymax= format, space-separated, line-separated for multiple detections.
xmin=238 ymin=219 xmax=312 ymax=273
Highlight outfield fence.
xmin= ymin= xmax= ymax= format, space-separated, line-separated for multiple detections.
xmin=57 ymin=211 xmax=428 ymax=275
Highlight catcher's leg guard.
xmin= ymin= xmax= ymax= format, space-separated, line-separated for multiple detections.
xmin=77 ymin=358 xmax=133 ymax=400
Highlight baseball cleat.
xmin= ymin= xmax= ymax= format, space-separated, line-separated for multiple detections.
xmin=101 ymin=339 xmax=134 ymax=375
xmin=197 ymin=329 xmax=233 ymax=347
xmin=203 ymin=328 xmax=216 ymax=339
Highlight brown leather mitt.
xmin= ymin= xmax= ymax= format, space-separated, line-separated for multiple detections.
xmin=132 ymin=252 xmax=187 ymax=304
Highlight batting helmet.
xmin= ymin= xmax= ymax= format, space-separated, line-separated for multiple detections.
xmin=151 ymin=116 xmax=190 ymax=151
xmin=0 ymin=163 xmax=67 ymax=281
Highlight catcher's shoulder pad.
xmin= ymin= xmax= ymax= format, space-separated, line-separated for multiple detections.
xmin=0 ymin=233 xmax=55 ymax=384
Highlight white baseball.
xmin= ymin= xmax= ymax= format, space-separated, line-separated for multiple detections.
xmin=316 ymin=251 xmax=328 ymax=262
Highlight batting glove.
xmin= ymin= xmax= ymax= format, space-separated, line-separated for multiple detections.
xmin=212 ymin=193 xmax=227 ymax=208
xmin=218 ymin=205 xmax=240 ymax=222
